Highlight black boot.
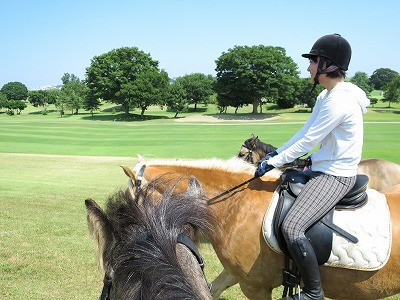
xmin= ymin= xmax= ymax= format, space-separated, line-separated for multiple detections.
xmin=281 ymin=237 xmax=324 ymax=300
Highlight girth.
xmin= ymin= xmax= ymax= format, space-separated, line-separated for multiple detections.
xmin=273 ymin=169 xmax=369 ymax=265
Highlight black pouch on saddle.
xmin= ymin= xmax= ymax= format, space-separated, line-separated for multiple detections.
xmin=273 ymin=169 xmax=333 ymax=265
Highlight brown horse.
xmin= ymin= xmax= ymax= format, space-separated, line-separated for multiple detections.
xmin=238 ymin=134 xmax=400 ymax=191
xmin=85 ymin=179 xmax=213 ymax=299
xmin=123 ymin=157 xmax=400 ymax=300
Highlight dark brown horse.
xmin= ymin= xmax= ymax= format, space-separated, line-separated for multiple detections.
xmin=85 ymin=177 xmax=213 ymax=299
xmin=122 ymin=157 xmax=400 ymax=300
xmin=237 ymin=133 xmax=400 ymax=191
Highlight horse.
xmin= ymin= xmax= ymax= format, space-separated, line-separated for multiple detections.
xmin=237 ymin=134 xmax=400 ymax=191
xmin=85 ymin=177 xmax=213 ymax=300
xmin=122 ymin=157 xmax=400 ymax=300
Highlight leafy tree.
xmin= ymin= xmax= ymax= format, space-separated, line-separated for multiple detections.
xmin=215 ymin=45 xmax=299 ymax=113
xmin=0 ymin=92 xmax=7 ymax=110
xmin=382 ymin=74 xmax=400 ymax=108
xmin=165 ymin=81 xmax=188 ymax=118
xmin=173 ymin=73 xmax=215 ymax=111
xmin=84 ymin=91 xmax=102 ymax=117
xmin=28 ymin=90 xmax=48 ymax=107
xmin=369 ymin=68 xmax=399 ymax=90
xmin=3 ymin=100 xmax=27 ymax=115
xmin=1 ymin=82 xmax=28 ymax=101
xmin=61 ymin=73 xmax=80 ymax=85
xmin=86 ymin=47 xmax=162 ymax=115
xmin=46 ymin=89 xmax=59 ymax=105
xmin=57 ymin=78 xmax=88 ymax=115
xmin=117 ymin=68 xmax=169 ymax=116
xmin=350 ymin=71 xmax=373 ymax=94
xmin=292 ymin=78 xmax=323 ymax=111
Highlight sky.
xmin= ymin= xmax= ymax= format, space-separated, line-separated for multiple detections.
xmin=1 ymin=0 xmax=399 ymax=90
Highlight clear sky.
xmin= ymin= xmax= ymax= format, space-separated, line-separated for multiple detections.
xmin=1 ymin=0 xmax=399 ymax=90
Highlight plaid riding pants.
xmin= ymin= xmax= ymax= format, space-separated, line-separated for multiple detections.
xmin=282 ymin=169 xmax=357 ymax=245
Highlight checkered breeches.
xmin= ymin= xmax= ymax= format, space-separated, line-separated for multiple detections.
xmin=282 ymin=170 xmax=356 ymax=245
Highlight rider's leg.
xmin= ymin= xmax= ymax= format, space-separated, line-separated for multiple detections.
xmin=281 ymin=171 xmax=356 ymax=300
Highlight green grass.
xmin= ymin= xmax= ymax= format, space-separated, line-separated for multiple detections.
xmin=0 ymin=100 xmax=399 ymax=299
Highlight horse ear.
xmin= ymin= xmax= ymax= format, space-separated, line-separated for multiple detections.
xmin=137 ymin=154 xmax=144 ymax=162
xmin=250 ymin=133 xmax=255 ymax=138
xmin=85 ymin=199 xmax=113 ymax=273
xmin=121 ymin=165 xmax=137 ymax=181
xmin=185 ymin=176 xmax=205 ymax=198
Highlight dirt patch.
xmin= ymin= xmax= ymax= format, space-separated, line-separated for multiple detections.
xmin=174 ymin=114 xmax=280 ymax=123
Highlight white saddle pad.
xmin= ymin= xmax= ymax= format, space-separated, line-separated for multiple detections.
xmin=262 ymin=189 xmax=392 ymax=271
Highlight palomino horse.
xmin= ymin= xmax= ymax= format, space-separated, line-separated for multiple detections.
xmin=238 ymin=134 xmax=400 ymax=191
xmin=123 ymin=157 xmax=400 ymax=300
xmin=85 ymin=179 xmax=213 ymax=299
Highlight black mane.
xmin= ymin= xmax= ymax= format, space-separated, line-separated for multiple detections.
xmin=103 ymin=177 xmax=212 ymax=299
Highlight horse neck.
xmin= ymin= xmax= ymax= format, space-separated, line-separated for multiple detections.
xmin=257 ymin=140 xmax=276 ymax=155
xmin=143 ymin=164 xmax=279 ymax=206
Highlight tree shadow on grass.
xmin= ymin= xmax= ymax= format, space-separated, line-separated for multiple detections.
xmin=204 ymin=112 xmax=279 ymax=121
xmin=28 ymin=109 xmax=57 ymax=115
xmin=372 ymin=108 xmax=400 ymax=114
xmin=81 ymin=112 xmax=169 ymax=122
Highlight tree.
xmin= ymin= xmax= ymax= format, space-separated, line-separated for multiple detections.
xmin=215 ymin=45 xmax=299 ymax=113
xmin=57 ymin=80 xmax=88 ymax=114
xmin=382 ymin=74 xmax=400 ymax=108
xmin=165 ymin=81 xmax=188 ymax=118
xmin=173 ymin=73 xmax=215 ymax=111
xmin=117 ymin=68 xmax=169 ymax=116
xmin=1 ymin=82 xmax=28 ymax=101
xmin=28 ymin=90 xmax=48 ymax=107
xmin=0 ymin=92 xmax=7 ymax=110
xmin=350 ymin=72 xmax=373 ymax=94
xmin=61 ymin=73 xmax=80 ymax=85
xmin=86 ymin=47 xmax=162 ymax=115
xmin=292 ymin=78 xmax=323 ymax=111
xmin=369 ymin=68 xmax=399 ymax=90
xmin=84 ymin=91 xmax=102 ymax=117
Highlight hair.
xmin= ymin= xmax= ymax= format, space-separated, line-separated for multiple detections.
xmin=103 ymin=178 xmax=213 ymax=299
xmin=309 ymin=56 xmax=347 ymax=79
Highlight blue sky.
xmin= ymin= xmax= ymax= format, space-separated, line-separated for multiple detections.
xmin=1 ymin=0 xmax=399 ymax=90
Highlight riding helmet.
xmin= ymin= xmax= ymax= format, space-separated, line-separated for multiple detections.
xmin=302 ymin=34 xmax=352 ymax=71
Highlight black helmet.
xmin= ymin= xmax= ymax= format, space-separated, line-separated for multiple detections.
xmin=302 ymin=34 xmax=352 ymax=71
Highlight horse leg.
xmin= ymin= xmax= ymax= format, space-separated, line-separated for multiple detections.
xmin=239 ymin=281 xmax=273 ymax=300
xmin=210 ymin=269 xmax=238 ymax=299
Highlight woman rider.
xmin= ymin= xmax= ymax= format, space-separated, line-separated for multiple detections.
xmin=255 ymin=34 xmax=371 ymax=300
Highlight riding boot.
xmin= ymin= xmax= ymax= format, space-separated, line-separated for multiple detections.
xmin=281 ymin=237 xmax=324 ymax=300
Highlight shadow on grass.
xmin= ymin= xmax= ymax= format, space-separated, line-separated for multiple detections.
xmin=81 ymin=112 xmax=170 ymax=122
xmin=28 ymin=109 xmax=57 ymax=115
xmin=204 ymin=112 xmax=279 ymax=121
xmin=372 ymin=108 xmax=400 ymax=114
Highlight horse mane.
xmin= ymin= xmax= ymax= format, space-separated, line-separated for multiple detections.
xmin=135 ymin=157 xmax=256 ymax=175
xmin=256 ymin=139 xmax=277 ymax=154
xmin=103 ymin=180 xmax=213 ymax=299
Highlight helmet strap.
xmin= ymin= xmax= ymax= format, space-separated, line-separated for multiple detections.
xmin=310 ymin=57 xmax=340 ymax=93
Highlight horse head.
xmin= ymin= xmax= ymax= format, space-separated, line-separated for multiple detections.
xmin=237 ymin=133 xmax=259 ymax=164
xmin=85 ymin=176 xmax=213 ymax=299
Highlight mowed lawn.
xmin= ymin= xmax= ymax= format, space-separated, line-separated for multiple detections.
xmin=1 ymin=103 xmax=399 ymax=299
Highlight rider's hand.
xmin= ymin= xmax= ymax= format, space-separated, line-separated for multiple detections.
xmin=255 ymin=152 xmax=276 ymax=177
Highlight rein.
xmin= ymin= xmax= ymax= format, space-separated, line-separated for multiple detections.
xmin=207 ymin=176 xmax=258 ymax=205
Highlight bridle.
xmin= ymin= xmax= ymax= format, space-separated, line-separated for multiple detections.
xmin=239 ymin=142 xmax=256 ymax=164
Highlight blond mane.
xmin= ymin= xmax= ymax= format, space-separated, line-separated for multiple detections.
xmin=133 ymin=156 xmax=282 ymax=179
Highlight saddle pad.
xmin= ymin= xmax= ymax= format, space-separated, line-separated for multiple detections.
xmin=262 ymin=189 xmax=392 ymax=271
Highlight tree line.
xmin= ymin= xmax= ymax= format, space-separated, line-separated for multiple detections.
xmin=1 ymin=46 xmax=400 ymax=117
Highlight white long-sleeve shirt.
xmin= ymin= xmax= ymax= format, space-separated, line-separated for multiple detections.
xmin=268 ymin=82 xmax=370 ymax=177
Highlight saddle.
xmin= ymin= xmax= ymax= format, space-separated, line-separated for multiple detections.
xmin=273 ymin=169 xmax=369 ymax=265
